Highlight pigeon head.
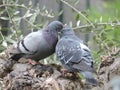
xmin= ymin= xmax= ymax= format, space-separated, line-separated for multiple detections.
xmin=61 ymin=25 xmax=75 ymax=36
xmin=47 ymin=21 xmax=63 ymax=32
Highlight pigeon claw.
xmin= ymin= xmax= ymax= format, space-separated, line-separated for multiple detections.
xmin=61 ymin=68 xmax=69 ymax=76
xmin=28 ymin=59 xmax=37 ymax=65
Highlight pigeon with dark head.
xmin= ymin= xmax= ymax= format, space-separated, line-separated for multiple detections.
xmin=55 ymin=25 xmax=98 ymax=85
xmin=9 ymin=21 xmax=63 ymax=62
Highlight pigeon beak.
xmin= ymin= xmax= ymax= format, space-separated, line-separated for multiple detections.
xmin=63 ymin=24 xmax=67 ymax=28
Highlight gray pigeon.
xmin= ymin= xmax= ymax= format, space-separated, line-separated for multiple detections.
xmin=55 ymin=25 xmax=98 ymax=85
xmin=10 ymin=21 xmax=63 ymax=61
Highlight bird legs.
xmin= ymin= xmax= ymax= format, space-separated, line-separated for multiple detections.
xmin=28 ymin=59 xmax=43 ymax=65
xmin=28 ymin=59 xmax=37 ymax=65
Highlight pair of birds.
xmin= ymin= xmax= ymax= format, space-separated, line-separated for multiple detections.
xmin=10 ymin=21 xmax=98 ymax=85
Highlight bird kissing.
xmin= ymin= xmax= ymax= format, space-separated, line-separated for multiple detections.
xmin=9 ymin=21 xmax=98 ymax=86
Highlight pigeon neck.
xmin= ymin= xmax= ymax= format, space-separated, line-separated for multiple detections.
xmin=43 ymin=28 xmax=58 ymax=49
xmin=45 ymin=27 xmax=58 ymax=37
xmin=61 ymin=30 xmax=75 ymax=37
xmin=47 ymin=25 xmax=59 ymax=32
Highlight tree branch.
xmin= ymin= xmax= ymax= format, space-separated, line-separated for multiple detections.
xmin=72 ymin=22 xmax=120 ymax=30
xmin=60 ymin=0 xmax=95 ymax=28
xmin=0 ymin=4 xmax=54 ymax=18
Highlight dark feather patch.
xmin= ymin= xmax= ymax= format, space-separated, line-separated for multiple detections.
xmin=86 ymin=78 xmax=98 ymax=86
xmin=10 ymin=53 xmax=25 ymax=61
xmin=72 ymin=61 xmax=96 ymax=73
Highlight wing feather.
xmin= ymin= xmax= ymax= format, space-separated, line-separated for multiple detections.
xmin=56 ymin=37 xmax=82 ymax=64
xmin=56 ymin=36 xmax=94 ymax=72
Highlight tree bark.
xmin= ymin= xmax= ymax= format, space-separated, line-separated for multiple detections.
xmin=0 ymin=48 xmax=120 ymax=90
xmin=0 ymin=52 xmax=94 ymax=90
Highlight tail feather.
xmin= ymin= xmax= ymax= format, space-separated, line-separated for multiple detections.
xmin=10 ymin=53 xmax=25 ymax=61
xmin=81 ymin=71 xmax=98 ymax=86
xmin=86 ymin=77 xmax=98 ymax=86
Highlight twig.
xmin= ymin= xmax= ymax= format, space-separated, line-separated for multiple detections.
xmin=23 ymin=18 xmax=37 ymax=28
xmin=0 ymin=4 xmax=54 ymax=18
xmin=0 ymin=30 xmax=5 ymax=41
xmin=2 ymin=1 xmax=19 ymax=41
xmin=60 ymin=0 xmax=95 ymax=28
xmin=97 ymin=62 xmax=102 ymax=75
xmin=72 ymin=24 xmax=92 ymax=30
xmin=72 ymin=22 xmax=120 ymax=30
xmin=111 ymin=48 xmax=120 ymax=56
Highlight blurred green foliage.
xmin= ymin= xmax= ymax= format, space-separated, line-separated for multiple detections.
xmin=87 ymin=0 xmax=120 ymax=67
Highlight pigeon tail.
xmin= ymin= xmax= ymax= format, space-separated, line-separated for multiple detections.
xmin=10 ymin=53 xmax=25 ymax=61
xmin=81 ymin=71 xmax=98 ymax=86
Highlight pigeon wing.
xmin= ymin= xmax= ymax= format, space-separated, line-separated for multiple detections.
xmin=56 ymin=37 xmax=83 ymax=64
xmin=56 ymin=36 xmax=95 ymax=72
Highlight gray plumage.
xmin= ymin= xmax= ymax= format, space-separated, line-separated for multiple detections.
xmin=10 ymin=21 xmax=63 ymax=61
xmin=55 ymin=25 xmax=98 ymax=85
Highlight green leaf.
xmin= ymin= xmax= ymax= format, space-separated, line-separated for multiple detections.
xmin=57 ymin=10 xmax=63 ymax=16
xmin=29 ymin=13 xmax=37 ymax=24
xmin=100 ymin=16 xmax=102 ymax=23
xmin=13 ymin=11 xmax=20 ymax=15
xmin=75 ymin=14 xmax=80 ymax=21
xmin=23 ymin=10 xmax=33 ymax=18
xmin=24 ymin=13 xmax=33 ymax=18
xmin=75 ymin=0 xmax=80 ymax=5
xmin=6 ymin=37 xmax=16 ymax=44
xmin=76 ymin=20 xmax=81 ymax=27
xmin=13 ymin=16 xmax=22 ymax=21
xmin=2 ymin=40 xmax=8 ymax=48
xmin=0 ymin=17 xmax=9 ymax=20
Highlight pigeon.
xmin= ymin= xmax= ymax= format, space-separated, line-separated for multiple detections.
xmin=9 ymin=21 xmax=63 ymax=62
xmin=55 ymin=25 xmax=98 ymax=85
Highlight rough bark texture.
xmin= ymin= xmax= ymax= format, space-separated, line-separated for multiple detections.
xmin=0 ymin=48 xmax=120 ymax=90
xmin=97 ymin=57 xmax=120 ymax=90
xmin=96 ymin=48 xmax=120 ymax=90
xmin=0 ymin=51 xmax=95 ymax=90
